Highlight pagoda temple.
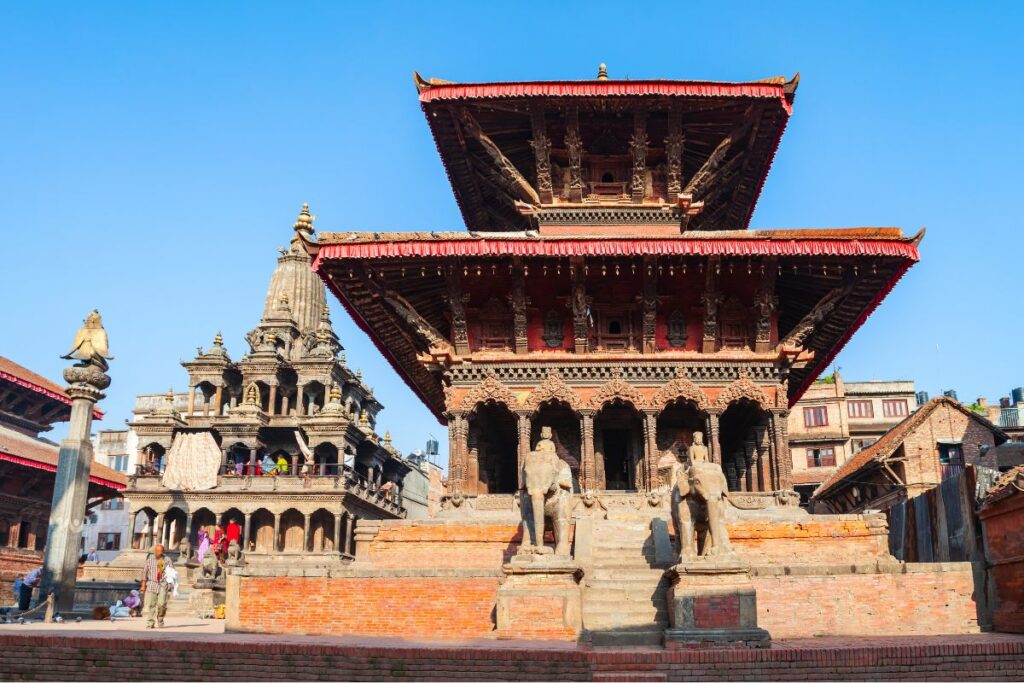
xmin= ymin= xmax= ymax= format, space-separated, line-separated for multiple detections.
xmin=301 ymin=67 xmax=921 ymax=509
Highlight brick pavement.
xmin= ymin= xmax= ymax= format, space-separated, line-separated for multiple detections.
xmin=0 ymin=623 xmax=1022 ymax=681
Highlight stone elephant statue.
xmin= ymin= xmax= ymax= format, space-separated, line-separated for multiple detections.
xmin=672 ymin=433 xmax=734 ymax=561
xmin=520 ymin=428 xmax=573 ymax=556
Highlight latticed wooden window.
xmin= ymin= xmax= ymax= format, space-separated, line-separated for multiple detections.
xmin=882 ymin=399 xmax=909 ymax=418
xmin=848 ymin=400 xmax=874 ymax=418
xmin=803 ymin=406 xmax=828 ymax=427
xmin=806 ymin=447 xmax=836 ymax=468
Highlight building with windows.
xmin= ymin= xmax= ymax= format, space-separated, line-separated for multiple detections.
xmin=787 ymin=372 xmax=919 ymax=504
xmin=976 ymin=389 xmax=1024 ymax=442
xmin=811 ymin=396 xmax=1008 ymax=513
xmin=81 ymin=429 xmax=137 ymax=561
xmin=0 ymin=356 xmax=125 ymax=583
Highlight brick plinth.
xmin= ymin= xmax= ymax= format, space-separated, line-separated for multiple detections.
xmin=496 ymin=558 xmax=582 ymax=640
xmin=980 ymin=480 xmax=1024 ymax=632
xmin=1 ymin=631 xmax=1023 ymax=681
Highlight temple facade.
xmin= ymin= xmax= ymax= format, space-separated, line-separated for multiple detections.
xmin=111 ymin=207 xmax=410 ymax=572
xmin=302 ymin=68 xmax=922 ymax=513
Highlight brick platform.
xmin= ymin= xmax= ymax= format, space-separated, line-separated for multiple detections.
xmin=0 ymin=631 xmax=1022 ymax=681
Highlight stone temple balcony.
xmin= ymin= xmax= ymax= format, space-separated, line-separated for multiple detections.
xmin=127 ymin=465 xmax=405 ymax=517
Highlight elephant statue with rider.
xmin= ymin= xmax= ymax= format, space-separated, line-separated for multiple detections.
xmin=671 ymin=431 xmax=736 ymax=562
xmin=519 ymin=426 xmax=573 ymax=557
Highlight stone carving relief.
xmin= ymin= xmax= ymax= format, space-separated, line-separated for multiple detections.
xmin=542 ymin=310 xmax=565 ymax=349
xmin=715 ymin=372 xmax=770 ymax=409
xmin=667 ymin=309 xmax=688 ymax=348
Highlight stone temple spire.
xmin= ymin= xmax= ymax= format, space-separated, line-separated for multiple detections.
xmin=259 ymin=203 xmax=328 ymax=338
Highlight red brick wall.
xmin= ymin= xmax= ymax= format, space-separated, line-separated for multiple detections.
xmin=0 ymin=547 xmax=42 ymax=583
xmin=236 ymin=576 xmax=502 ymax=639
xmin=981 ymin=490 xmax=1024 ymax=632
xmin=1 ymin=632 xmax=1023 ymax=681
xmin=366 ymin=522 xmax=526 ymax=569
xmin=754 ymin=567 xmax=979 ymax=638
xmin=899 ymin=403 xmax=1000 ymax=489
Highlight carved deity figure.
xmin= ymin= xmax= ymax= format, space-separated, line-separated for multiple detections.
xmin=62 ymin=310 xmax=113 ymax=369
xmin=520 ymin=426 xmax=572 ymax=556
xmin=671 ymin=432 xmax=735 ymax=562
xmin=225 ymin=539 xmax=242 ymax=565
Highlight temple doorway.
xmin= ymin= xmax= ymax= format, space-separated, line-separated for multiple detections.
xmin=719 ymin=399 xmax=771 ymax=492
xmin=467 ymin=402 xmax=518 ymax=494
xmin=655 ymin=400 xmax=707 ymax=485
xmin=594 ymin=402 xmax=643 ymax=491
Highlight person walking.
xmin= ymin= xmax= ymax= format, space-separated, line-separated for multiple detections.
xmin=139 ymin=544 xmax=170 ymax=629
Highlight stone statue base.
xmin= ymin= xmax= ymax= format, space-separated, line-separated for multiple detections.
xmin=663 ymin=560 xmax=770 ymax=649
xmin=496 ymin=553 xmax=583 ymax=640
xmin=189 ymin=585 xmax=225 ymax=619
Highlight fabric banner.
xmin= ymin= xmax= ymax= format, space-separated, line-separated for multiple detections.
xmin=161 ymin=431 xmax=221 ymax=491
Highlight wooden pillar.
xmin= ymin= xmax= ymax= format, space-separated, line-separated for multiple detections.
xmin=445 ymin=270 xmax=470 ymax=355
xmin=302 ymin=513 xmax=311 ymax=553
xmin=665 ymin=108 xmax=684 ymax=203
xmin=701 ymin=258 xmax=721 ymax=354
xmin=706 ymin=409 xmax=722 ymax=465
xmin=511 ymin=265 xmax=529 ymax=355
xmin=332 ymin=514 xmax=342 ymax=554
xmin=214 ymin=385 xmax=223 ymax=417
xmin=267 ymin=385 xmax=277 ymax=416
xmin=580 ymin=409 xmax=596 ymax=491
xmin=743 ymin=438 xmax=756 ymax=492
xmin=770 ymin=409 xmax=793 ymax=491
xmin=570 ymin=257 xmax=589 ymax=354
xmin=516 ymin=411 xmax=531 ymax=489
xmin=296 ymin=384 xmax=305 ymax=416
xmin=642 ymin=255 xmax=657 ymax=354
xmin=272 ymin=514 xmax=281 ymax=553
xmin=344 ymin=515 xmax=355 ymax=555
xmin=755 ymin=425 xmax=770 ymax=493
xmin=187 ymin=386 xmax=196 ymax=416
xmin=447 ymin=413 xmax=468 ymax=496
xmin=642 ymin=409 xmax=658 ymax=492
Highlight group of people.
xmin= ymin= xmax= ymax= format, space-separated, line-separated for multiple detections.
xmin=228 ymin=453 xmax=291 ymax=476
xmin=194 ymin=519 xmax=241 ymax=561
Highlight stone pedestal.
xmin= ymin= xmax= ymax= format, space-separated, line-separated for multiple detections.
xmin=189 ymin=585 xmax=226 ymax=618
xmin=496 ymin=554 xmax=582 ymax=640
xmin=664 ymin=560 xmax=770 ymax=648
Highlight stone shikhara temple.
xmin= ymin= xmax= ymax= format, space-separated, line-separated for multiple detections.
xmin=204 ymin=69 xmax=982 ymax=645
xmin=91 ymin=210 xmax=410 ymax=585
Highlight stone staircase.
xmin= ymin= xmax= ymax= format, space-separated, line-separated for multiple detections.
xmin=164 ymin=585 xmax=193 ymax=618
xmin=582 ymin=512 xmax=672 ymax=646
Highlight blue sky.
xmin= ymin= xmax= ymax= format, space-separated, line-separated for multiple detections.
xmin=2 ymin=2 xmax=1021 ymax=464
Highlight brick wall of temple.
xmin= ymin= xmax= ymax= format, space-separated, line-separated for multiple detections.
xmin=234 ymin=574 xmax=502 ymax=639
xmin=0 ymin=547 xmax=42 ymax=583
xmin=980 ymin=481 xmax=1024 ymax=633
xmin=3 ymin=632 xmax=1024 ymax=681
xmin=753 ymin=564 xmax=979 ymax=638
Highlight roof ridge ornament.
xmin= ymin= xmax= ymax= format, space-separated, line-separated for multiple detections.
xmin=597 ymin=63 xmax=609 ymax=81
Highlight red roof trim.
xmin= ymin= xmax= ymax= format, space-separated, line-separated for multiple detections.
xmin=0 ymin=370 xmax=104 ymax=421
xmin=318 ymin=273 xmax=448 ymax=427
xmin=0 ymin=450 xmax=126 ymax=491
xmin=315 ymin=238 xmax=920 ymax=264
xmin=790 ymin=258 xmax=916 ymax=407
xmin=419 ymin=81 xmax=792 ymax=114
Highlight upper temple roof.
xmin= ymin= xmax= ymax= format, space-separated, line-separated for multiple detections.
xmin=415 ymin=68 xmax=799 ymax=234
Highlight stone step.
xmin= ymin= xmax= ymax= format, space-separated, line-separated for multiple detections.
xmin=588 ymin=568 xmax=667 ymax=582
xmin=583 ymin=611 xmax=669 ymax=630
xmin=588 ymin=630 xmax=666 ymax=648
xmin=584 ymin=585 xmax=669 ymax=601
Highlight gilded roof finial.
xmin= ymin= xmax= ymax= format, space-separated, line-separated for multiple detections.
xmin=213 ymin=331 xmax=223 ymax=347
xmin=597 ymin=63 xmax=609 ymax=80
xmin=329 ymin=383 xmax=341 ymax=404
xmin=359 ymin=409 xmax=369 ymax=426
xmin=165 ymin=387 xmax=175 ymax=403
xmin=384 ymin=431 xmax=392 ymax=447
xmin=355 ymin=368 xmax=362 ymax=381
xmin=293 ymin=202 xmax=315 ymax=236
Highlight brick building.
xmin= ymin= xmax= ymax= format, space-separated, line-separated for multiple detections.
xmin=80 ymin=429 xmax=136 ymax=562
xmin=787 ymin=372 xmax=919 ymax=504
xmin=979 ymin=464 xmax=1024 ymax=632
xmin=811 ymin=396 xmax=1007 ymax=513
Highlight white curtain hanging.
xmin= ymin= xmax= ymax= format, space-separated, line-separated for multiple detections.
xmin=161 ymin=431 xmax=221 ymax=491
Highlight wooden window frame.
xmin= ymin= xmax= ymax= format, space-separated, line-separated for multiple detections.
xmin=806 ymin=447 xmax=836 ymax=468
xmin=803 ymin=406 xmax=829 ymax=428
xmin=848 ymin=400 xmax=874 ymax=419
xmin=882 ymin=399 xmax=909 ymax=418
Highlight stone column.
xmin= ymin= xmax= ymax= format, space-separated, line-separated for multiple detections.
xmin=580 ymin=410 xmax=596 ymax=492
xmin=154 ymin=513 xmax=165 ymax=547
xmin=296 ymin=384 xmax=305 ymax=416
xmin=267 ymin=384 xmax=277 ymax=415
xmin=516 ymin=411 xmax=531 ymax=489
xmin=302 ymin=513 xmax=311 ymax=553
xmin=281 ymin=395 xmax=290 ymax=416
xmin=769 ymin=409 xmax=793 ymax=491
xmin=333 ymin=514 xmax=342 ymax=554
xmin=248 ymin=447 xmax=256 ymax=475
xmin=242 ymin=512 xmax=252 ymax=552
xmin=187 ymin=385 xmax=196 ymax=416
xmin=706 ymin=409 xmax=722 ymax=465
xmin=220 ymin=448 xmax=229 ymax=476
xmin=291 ymin=454 xmax=299 ymax=477
xmin=184 ymin=514 xmax=193 ymax=544
xmin=127 ymin=511 xmax=138 ymax=550
xmin=272 ymin=514 xmax=281 ymax=553
xmin=344 ymin=515 xmax=354 ymax=555
xmin=642 ymin=409 xmax=659 ymax=492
